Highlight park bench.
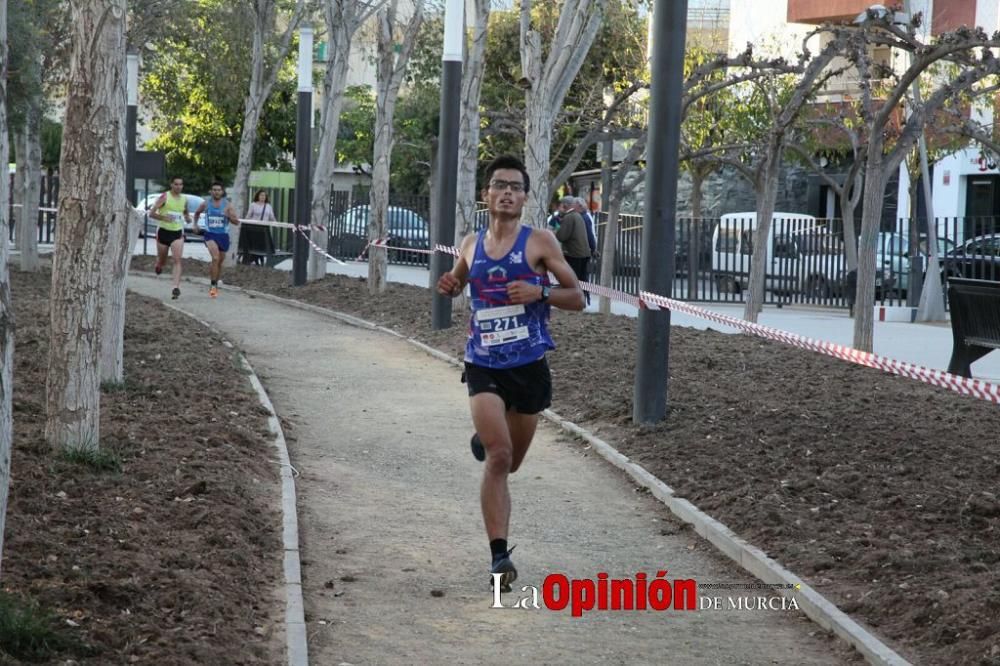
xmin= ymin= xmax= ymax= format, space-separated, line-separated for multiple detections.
xmin=239 ymin=225 xmax=293 ymax=268
xmin=946 ymin=277 xmax=1000 ymax=378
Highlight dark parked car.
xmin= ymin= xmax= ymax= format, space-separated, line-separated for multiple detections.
xmin=941 ymin=235 xmax=1000 ymax=282
xmin=328 ymin=205 xmax=430 ymax=262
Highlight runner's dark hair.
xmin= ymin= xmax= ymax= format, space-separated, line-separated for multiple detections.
xmin=483 ymin=155 xmax=530 ymax=194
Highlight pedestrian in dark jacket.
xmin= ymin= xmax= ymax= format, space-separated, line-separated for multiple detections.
xmin=553 ymin=196 xmax=591 ymax=302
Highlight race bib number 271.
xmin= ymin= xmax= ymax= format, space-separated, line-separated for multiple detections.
xmin=476 ymin=304 xmax=529 ymax=347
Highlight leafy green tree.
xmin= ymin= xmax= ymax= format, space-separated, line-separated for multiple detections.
xmin=7 ymin=0 xmax=66 ymax=272
xmin=391 ymin=82 xmax=440 ymax=194
xmin=397 ymin=3 xmax=647 ymax=199
xmin=140 ymin=0 xmax=297 ymax=194
xmin=336 ymin=85 xmax=376 ymax=173
xmin=39 ymin=118 xmax=61 ymax=168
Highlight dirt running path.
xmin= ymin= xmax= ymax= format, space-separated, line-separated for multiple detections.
xmin=127 ymin=274 xmax=851 ymax=665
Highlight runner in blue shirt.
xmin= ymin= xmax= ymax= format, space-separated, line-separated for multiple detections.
xmin=437 ymin=155 xmax=585 ymax=592
xmin=193 ymin=182 xmax=240 ymax=298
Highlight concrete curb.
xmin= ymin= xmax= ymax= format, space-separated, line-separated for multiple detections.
xmin=134 ymin=271 xmax=909 ymax=666
xmin=156 ymin=298 xmax=308 ymax=666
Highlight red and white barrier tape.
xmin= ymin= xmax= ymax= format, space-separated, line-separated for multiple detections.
xmin=349 ymin=237 xmax=444 ymax=262
xmin=11 ymin=203 xmax=325 ymax=233
xmin=580 ymin=280 xmax=643 ymax=309
xmin=237 ymin=218 xmax=325 ymax=232
xmin=638 ymin=290 xmax=1000 ymax=404
xmin=293 ymin=225 xmax=348 ymax=266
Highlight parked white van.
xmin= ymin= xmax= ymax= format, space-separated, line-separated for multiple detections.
xmin=711 ymin=212 xmax=847 ymax=296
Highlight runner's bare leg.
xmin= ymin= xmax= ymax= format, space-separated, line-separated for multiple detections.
xmin=471 ymin=393 xmax=513 ymax=540
xmin=170 ymin=237 xmax=184 ymax=290
xmin=206 ymin=240 xmax=221 ymax=282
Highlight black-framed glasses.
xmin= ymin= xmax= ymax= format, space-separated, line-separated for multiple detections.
xmin=489 ymin=179 xmax=525 ymax=193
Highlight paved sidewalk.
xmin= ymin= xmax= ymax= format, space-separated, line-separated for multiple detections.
xmin=127 ymin=273 xmax=851 ymax=665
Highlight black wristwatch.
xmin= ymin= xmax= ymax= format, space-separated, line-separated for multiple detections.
xmin=539 ymin=286 xmax=551 ymax=303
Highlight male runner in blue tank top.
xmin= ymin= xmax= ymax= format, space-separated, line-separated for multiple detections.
xmin=192 ymin=182 xmax=240 ymax=298
xmin=437 ymin=155 xmax=585 ymax=592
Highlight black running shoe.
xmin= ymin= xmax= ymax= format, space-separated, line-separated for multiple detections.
xmin=171 ymin=287 xmax=180 ymax=300
xmin=470 ymin=433 xmax=485 ymax=462
xmin=490 ymin=547 xmax=517 ymax=593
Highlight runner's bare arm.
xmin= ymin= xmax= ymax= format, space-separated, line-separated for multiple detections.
xmin=192 ymin=201 xmax=206 ymax=232
xmin=149 ymin=193 xmax=168 ymax=222
xmin=511 ymin=229 xmax=585 ymax=310
xmin=226 ymin=203 xmax=240 ymax=225
xmin=436 ymin=233 xmax=476 ymax=297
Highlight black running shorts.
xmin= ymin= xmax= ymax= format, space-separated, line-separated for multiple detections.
xmin=157 ymin=227 xmax=184 ymax=246
xmin=462 ymin=357 xmax=552 ymax=414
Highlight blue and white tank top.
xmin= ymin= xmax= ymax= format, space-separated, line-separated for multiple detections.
xmin=465 ymin=225 xmax=555 ymax=369
xmin=204 ymin=198 xmax=230 ymax=234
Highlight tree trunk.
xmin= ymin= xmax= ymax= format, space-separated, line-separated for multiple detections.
xmin=522 ymin=96 xmax=554 ymax=226
xmin=743 ymin=144 xmax=781 ymax=323
xmin=906 ymin=161 xmax=920 ymax=268
xmin=100 ymin=208 xmax=141 ymax=384
xmin=690 ymin=168 xmax=705 ymax=219
xmin=12 ymin=126 xmax=25 ymax=251
xmin=842 ymin=198 xmax=859 ymax=273
xmin=17 ymin=105 xmax=41 ymax=272
xmin=455 ymin=0 xmax=491 ymax=242
xmin=308 ymin=0 xmax=355 ymax=282
xmin=368 ymin=0 xmax=422 ymax=294
xmin=368 ymin=110 xmax=392 ymax=293
xmin=519 ymin=0 xmax=607 ymax=226
xmin=368 ymin=6 xmax=397 ymax=294
xmin=906 ymin=161 xmax=919 ymax=220
xmin=840 ymin=174 xmax=860 ymax=273
xmin=598 ymin=194 xmax=623 ymax=315
xmin=45 ymin=0 xmax=127 ymax=452
xmin=12 ymin=125 xmax=23 ymax=213
xmin=0 ymin=0 xmax=15 ymax=580
xmin=853 ymin=157 xmax=887 ymax=351
xmin=230 ymin=0 xmax=304 ymax=267
xmin=228 ymin=87 xmax=263 ymax=266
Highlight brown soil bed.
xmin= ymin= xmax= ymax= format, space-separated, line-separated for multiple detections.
xmin=133 ymin=256 xmax=1000 ymax=665
xmin=3 ymin=268 xmax=282 ymax=664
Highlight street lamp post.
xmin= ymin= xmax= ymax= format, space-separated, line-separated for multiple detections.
xmin=632 ymin=0 xmax=688 ymax=424
xmin=902 ymin=0 xmax=945 ymax=321
xmin=430 ymin=0 xmax=464 ymax=330
xmin=293 ymin=24 xmax=313 ymax=287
